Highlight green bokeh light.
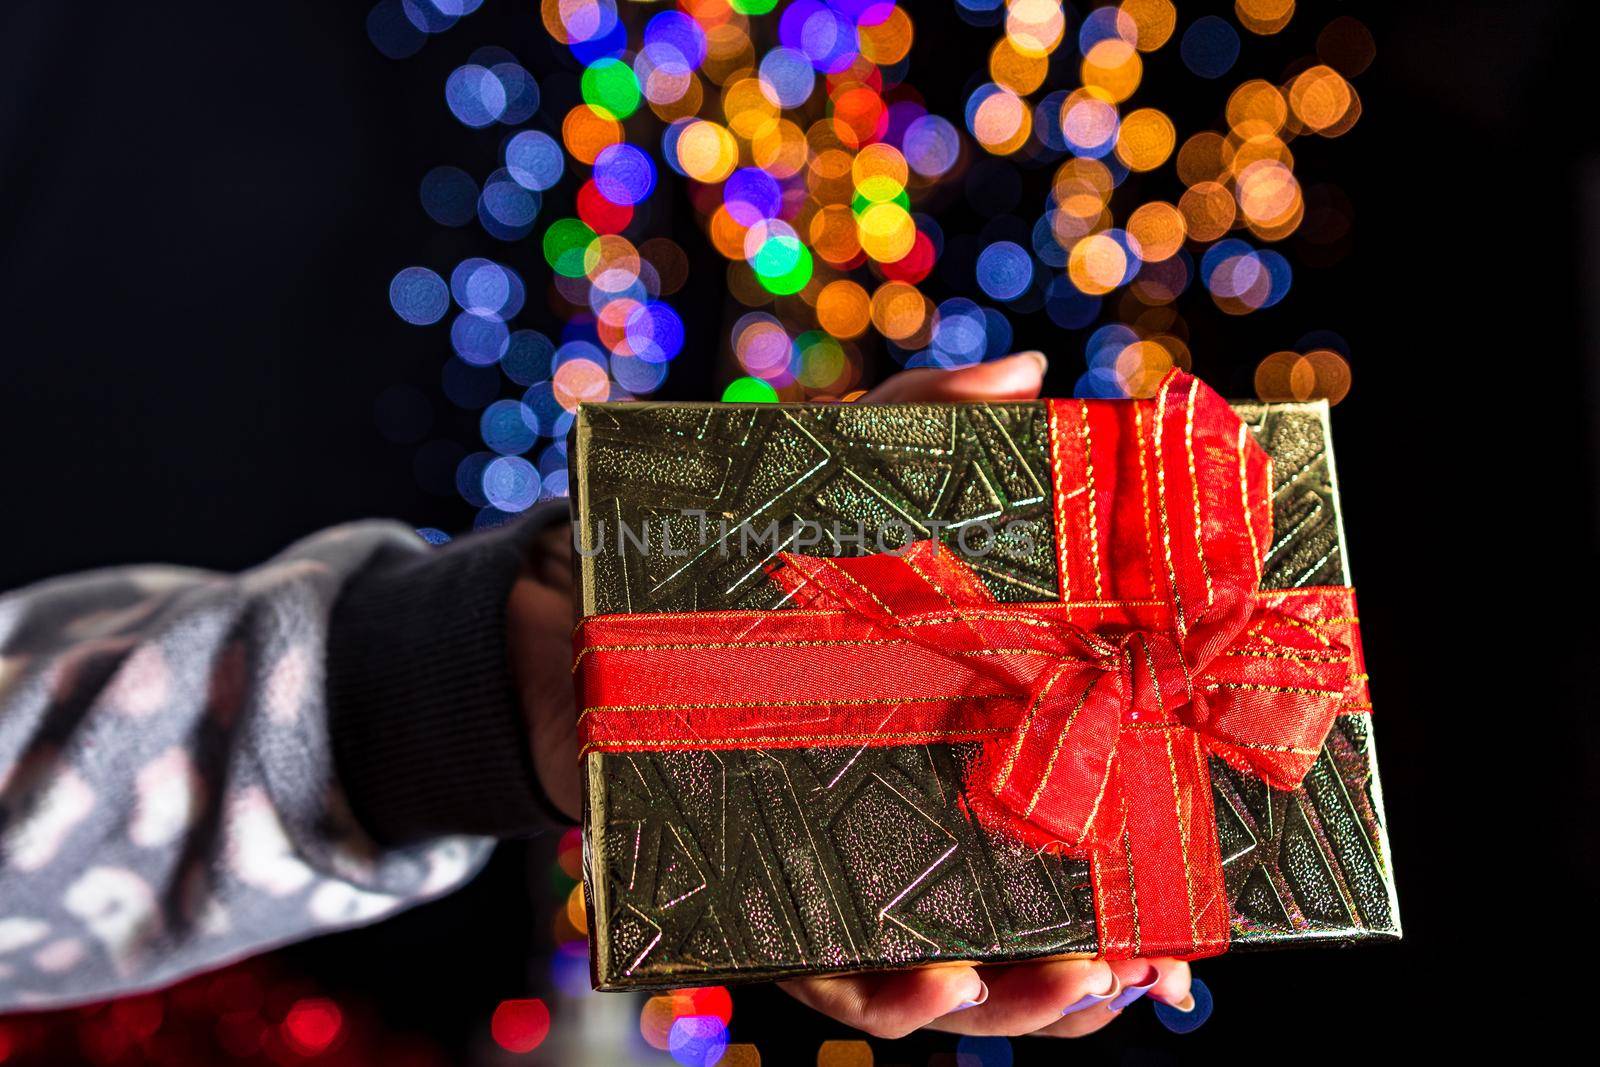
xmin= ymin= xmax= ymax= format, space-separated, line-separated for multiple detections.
xmin=756 ymin=243 xmax=814 ymax=296
xmin=794 ymin=330 xmax=846 ymax=389
xmin=721 ymin=376 xmax=780 ymax=403
xmin=851 ymin=186 xmax=911 ymax=216
xmin=542 ymin=218 xmax=598 ymax=278
xmin=580 ymin=58 xmax=641 ymax=120
xmin=750 ymin=233 xmax=803 ymax=278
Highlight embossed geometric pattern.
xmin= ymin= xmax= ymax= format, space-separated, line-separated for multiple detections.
xmin=572 ymin=400 xmax=1398 ymax=988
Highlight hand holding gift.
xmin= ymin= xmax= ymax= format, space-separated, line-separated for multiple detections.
xmin=528 ymin=352 xmax=1396 ymax=1040
xmin=510 ymin=354 xmax=1197 ymax=1038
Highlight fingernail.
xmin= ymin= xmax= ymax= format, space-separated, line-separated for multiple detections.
xmin=1107 ymin=967 xmax=1160 ymax=1012
xmin=1061 ymin=974 xmax=1119 ymax=1016
xmin=1016 ymin=350 xmax=1048 ymax=374
xmin=955 ymin=980 xmax=989 ymax=1011
xmin=1154 ymin=977 xmax=1212 ymax=1034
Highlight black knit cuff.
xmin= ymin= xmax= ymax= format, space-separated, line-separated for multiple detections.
xmin=328 ymin=503 xmax=573 ymax=845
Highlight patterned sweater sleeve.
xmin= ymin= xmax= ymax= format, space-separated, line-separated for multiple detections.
xmin=0 ymin=509 xmax=569 ymax=1011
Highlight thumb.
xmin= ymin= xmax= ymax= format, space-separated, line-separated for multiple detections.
xmin=862 ymin=351 xmax=1048 ymax=403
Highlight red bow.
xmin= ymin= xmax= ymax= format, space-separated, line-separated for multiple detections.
xmin=575 ymin=372 xmax=1369 ymax=959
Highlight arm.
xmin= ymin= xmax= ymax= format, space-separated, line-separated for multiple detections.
xmin=0 ymin=511 xmax=568 ymax=1011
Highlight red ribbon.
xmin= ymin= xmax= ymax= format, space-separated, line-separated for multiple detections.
xmin=574 ymin=371 xmax=1370 ymax=960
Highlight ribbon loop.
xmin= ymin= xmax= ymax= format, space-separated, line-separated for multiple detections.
xmin=977 ymin=655 xmax=1125 ymax=850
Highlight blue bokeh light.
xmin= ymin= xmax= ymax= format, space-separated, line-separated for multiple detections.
xmin=592 ymin=143 xmax=657 ymax=206
xmin=903 ymin=114 xmax=960 ymax=178
xmin=505 ymin=131 xmax=565 ymax=191
xmin=445 ymin=64 xmax=507 ymax=127
xmin=481 ymin=399 xmax=538 ymax=455
xmin=1181 ymin=16 xmax=1241 ymax=79
xmin=367 ymin=1 xmax=426 ymax=60
xmin=645 ymin=9 xmax=707 ymax=69
xmin=402 ymin=0 xmax=458 ymax=34
xmin=490 ymin=62 xmax=540 ymax=124
xmin=1154 ymin=977 xmax=1214 ymax=1034
xmin=1045 ymin=276 xmax=1102 ymax=329
xmin=1078 ymin=6 xmax=1133 ymax=55
xmin=932 ymin=298 xmax=987 ymax=364
xmin=611 ymin=353 xmax=670 ymax=393
xmin=1032 ymin=215 xmax=1068 ymax=268
xmin=955 ymin=1035 xmax=1014 ymax=1067
xmin=567 ymin=3 xmax=628 ymax=65
xmin=626 ymin=302 xmax=685 ymax=363
xmin=420 ymin=165 xmax=479 ymax=227
xmin=482 ymin=455 xmax=541 ymax=512
xmin=976 ymin=241 xmax=1033 ymax=301
xmin=1074 ymin=367 xmax=1127 ymax=398
xmin=478 ymin=171 xmax=541 ymax=239
xmin=540 ymin=468 xmax=570 ymax=500
xmin=536 ymin=442 xmax=567 ymax=479
xmin=518 ymin=393 xmax=575 ymax=441
xmin=389 ymin=266 xmax=449 ymax=325
xmin=455 ymin=450 xmax=493 ymax=505
xmin=502 ymin=330 xmax=556 ymax=386
xmin=667 ymin=1015 xmax=728 ymax=1067
xmin=981 ymin=306 xmax=1013 ymax=359
xmin=1087 ymin=323 xmax=1139 ymax=369
xmin=759 ymin=46 xmax=816 ymax=108
xmin=724 ymin=167 xmax=783 ymax=226
xmin=451 ymin=309 xmax=511 ymax=365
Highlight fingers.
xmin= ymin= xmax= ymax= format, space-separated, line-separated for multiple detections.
xmin=1028 ymin=957 xmax=1192 ymax=1038
xmin=1140 ymin=957 xmax=1193 ymax=1010
xmin=861 ymin=351 xmax=1048 ymax=403
xmin=924 ymin=958 xmax=1118 ymax=1037
xmin=508 ymin=563 xmax=583 ymax=819
xmin=779 ymin=965 xmax=986 ymax=1041
xmin=783 ymin=956 xmax=1195 ymax=1040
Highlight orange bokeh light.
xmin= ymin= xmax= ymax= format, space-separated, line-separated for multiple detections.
xmin=859 ymin=5 xmax=914 ymax=65
xmin=1120 ymin=0 xmax=1176 ymax=51
xmin=1127 ymin=201 xmax=1187 ymax=261
xmin=561 ymin=105 xmax=622 ymax=165
xmin=816 ymin=280 xmax=871 ymax=338
xmin=1068 ymin=233 xmax=1129 ymax=295
xmin=1179 ymin=181 xmax=1237 ymax=242
xmin=1115 ymin=108 xmax=1176 ymax=171
xmin=870 ymin=281 xmax=928 ymax=341
xmin=1236 ymin=0 xmax=1295 ymax=36
xmin=1081 ymin=38 xmax=1143 ymax=103
xmin=1288 ymin=65 xmax=1354 ymax=133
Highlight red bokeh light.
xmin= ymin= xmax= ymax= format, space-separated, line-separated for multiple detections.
xmin=491 ymin=998 xmax=550 ymax=1055
xmin=577 ymin=179 xmax=634 ymax=235
xmin=878 ymin=230 xmax=935 ymax=282
xmin=688 ymin=986 xmax=733 ymax=1026
xmin=281 ymin=997 xmax=344 ymax=1056
xmin=108 ymin=995 xmax=164 ymax=1042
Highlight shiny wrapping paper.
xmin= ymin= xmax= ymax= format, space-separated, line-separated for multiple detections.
xmin=569 ymin=399 xmax=1399 ymax=989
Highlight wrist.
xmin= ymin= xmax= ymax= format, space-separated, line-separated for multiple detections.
xmin=508 ymin=525 xmax=581 ymax=821
xmin=327 ymin=506 xmax=573 ymax=843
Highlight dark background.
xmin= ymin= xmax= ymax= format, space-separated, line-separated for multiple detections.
xmin=1 ymin=0 xmax=1589 ymax=1062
